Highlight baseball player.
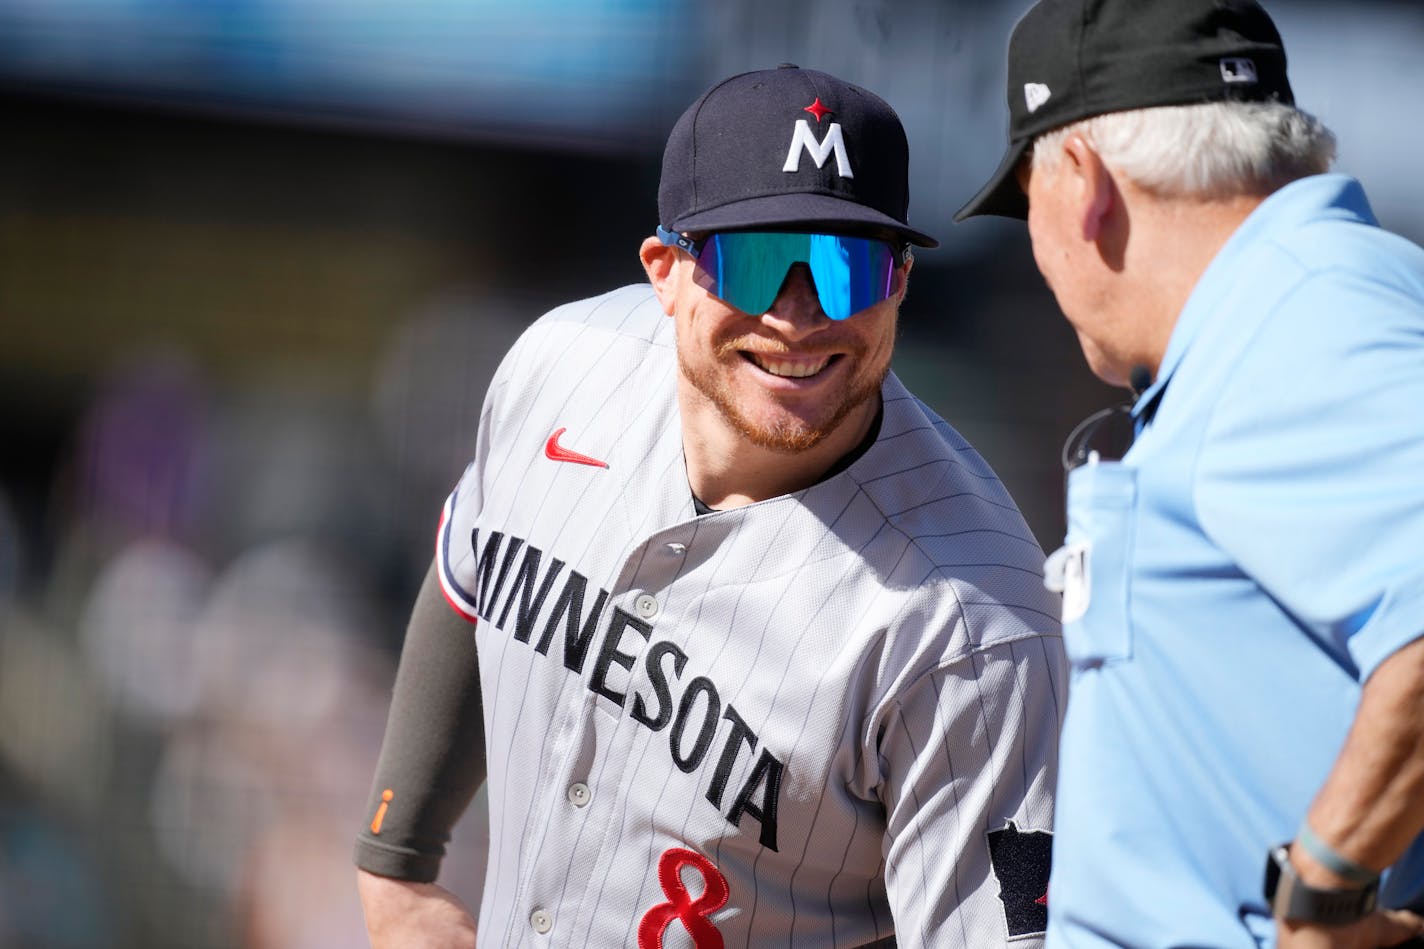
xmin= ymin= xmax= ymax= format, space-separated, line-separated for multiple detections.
xmin=355 ymin=65 xmax=1066 ymax=947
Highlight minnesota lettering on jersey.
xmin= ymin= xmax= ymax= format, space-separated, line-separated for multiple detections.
xmin=470 ymin=528 xmax=785 ymax=851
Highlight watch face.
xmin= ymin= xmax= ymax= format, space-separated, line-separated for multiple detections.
xmin=1264 ymin=846 xmax=1286 ymax=900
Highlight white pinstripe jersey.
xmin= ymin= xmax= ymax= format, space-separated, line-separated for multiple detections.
xmin=437 ymin=284 xmax=1066 ymax=947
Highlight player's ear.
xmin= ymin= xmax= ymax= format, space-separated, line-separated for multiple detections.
xmin=640 ymin=236 xmax=680 ymax=316
xmin=1062 ymin=135 xmax=1115 ymax=243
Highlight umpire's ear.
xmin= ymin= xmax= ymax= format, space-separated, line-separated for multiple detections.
xmin=640 ymin=236 xmax=682 ymax=316
xmin=1060 ymin=134 xmax=1116 ymax=245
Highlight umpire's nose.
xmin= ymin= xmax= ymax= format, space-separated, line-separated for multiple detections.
xmin=762 ymin=264 xmax=830 ymax=341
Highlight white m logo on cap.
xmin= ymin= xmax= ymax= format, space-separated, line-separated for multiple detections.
xmin=783 ymin=120 xmax=854 ymax=178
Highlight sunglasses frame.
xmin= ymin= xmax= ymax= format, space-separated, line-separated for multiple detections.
xmin=656 ymin=225 xmax=911 ymax=320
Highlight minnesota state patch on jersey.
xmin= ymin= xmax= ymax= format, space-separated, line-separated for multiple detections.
xmin=987 ymin=820 xmax=1052 ymax=937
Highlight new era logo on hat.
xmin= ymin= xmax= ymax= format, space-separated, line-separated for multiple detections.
xmin=1024 ymin=83 xmax=1052 ymax=113
xmin=955 ymin=0 xmax=1295 ymax=222
xmin=658 ymin=64 xmax=937 ymax=248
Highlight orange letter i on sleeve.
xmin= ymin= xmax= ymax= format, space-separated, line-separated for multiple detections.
xmin=371 ymin=789 xmax=394 ymax=834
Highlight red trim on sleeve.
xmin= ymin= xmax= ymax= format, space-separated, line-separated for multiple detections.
xmin=434 ymin=492 xmax=481 ymax=623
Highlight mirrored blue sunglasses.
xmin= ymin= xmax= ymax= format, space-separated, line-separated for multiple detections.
xmin=656 ymin=226 xmax=909 ymax=321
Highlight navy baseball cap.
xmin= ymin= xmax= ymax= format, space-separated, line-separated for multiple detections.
xmin=659 ymin=65 xmax=938 ymax=248
xmin=955 ymin=0 xmax=1295 ymax=221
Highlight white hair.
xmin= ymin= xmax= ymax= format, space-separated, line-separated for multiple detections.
xmin=1031 ymin=100 xmax=1336 ymax=199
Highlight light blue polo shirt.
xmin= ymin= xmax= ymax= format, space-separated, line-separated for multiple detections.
xmin=1047 ymin=175 xmax=1424 ymax=947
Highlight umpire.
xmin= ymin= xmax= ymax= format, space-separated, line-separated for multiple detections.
xmin=957 ymin=0 xmax=1424 ymax=947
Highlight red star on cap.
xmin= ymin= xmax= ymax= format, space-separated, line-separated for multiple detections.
xmin=803 ymin=97 xmax=833 ymax=123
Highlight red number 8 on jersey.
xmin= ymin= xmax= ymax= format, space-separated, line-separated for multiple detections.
xmin=637 ymin=847 xmax=729 ymax=949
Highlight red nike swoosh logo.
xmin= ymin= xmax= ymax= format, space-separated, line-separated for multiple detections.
xmin=545 ymin=428 xmax=608 ymax=468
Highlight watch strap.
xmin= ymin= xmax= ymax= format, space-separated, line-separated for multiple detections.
xmin=1265 ymin=844 xmax=1380 ymax=925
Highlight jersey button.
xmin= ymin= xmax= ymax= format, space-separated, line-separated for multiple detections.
xmin=634 ymin=593 xmax=659 ymax=620
xmin=530 ymin=908 xmax=553 ymax=934
xmin=567 ymin=782 xmax=591 ymax=807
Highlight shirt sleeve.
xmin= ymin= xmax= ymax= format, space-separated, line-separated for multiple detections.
xmin=353 ymin=559 xmax=486 ymax=882
xmin=878 ymin=634 xmax=1066 ymax=945
xmin=1195 ymin=269 xmax=1424 ymax=680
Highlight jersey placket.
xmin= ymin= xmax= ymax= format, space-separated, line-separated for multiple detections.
xmin=509 ymin=519 xmax=703 ymax=944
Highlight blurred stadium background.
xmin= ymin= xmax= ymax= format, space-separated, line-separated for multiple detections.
xmin=0 ymin=0 xmax=1419 ymax=944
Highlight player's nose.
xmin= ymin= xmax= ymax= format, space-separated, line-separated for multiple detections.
xmin=762 ymin=264 xmax=830 ymax=340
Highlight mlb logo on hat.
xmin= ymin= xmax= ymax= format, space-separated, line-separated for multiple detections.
xmin=1220 ymin=57 xmax=1259 ymax=84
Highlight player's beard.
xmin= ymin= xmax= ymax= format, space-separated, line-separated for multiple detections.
xmin=678 ymin=333 xmax=888 ymax=454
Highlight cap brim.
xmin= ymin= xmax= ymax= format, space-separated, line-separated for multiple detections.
xmin=670 ymin=192 xmax=938 ymax=248
xmin=953 ymin=138 xmax=1032 ymax=223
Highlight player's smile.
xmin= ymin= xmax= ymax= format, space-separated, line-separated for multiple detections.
xmin=732 ymin=334 xmax=857 ymax=389
xmin=742 ymin=350 xmax=836 ymax=380
xmin=715 ymin=314 xmax=874 ymax=394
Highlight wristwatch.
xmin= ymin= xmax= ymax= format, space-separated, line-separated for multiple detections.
xmin=1263 ymin=844 xmax=1379 ymax=925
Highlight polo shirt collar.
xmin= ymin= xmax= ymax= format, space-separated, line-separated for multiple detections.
xmin=1132 ymin=174 xmax=1376 ymax=421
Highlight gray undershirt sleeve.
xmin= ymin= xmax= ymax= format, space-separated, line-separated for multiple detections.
xmin=353 ymin=560 xmax=486 ymax=882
